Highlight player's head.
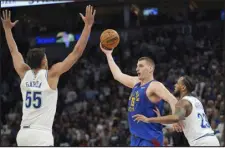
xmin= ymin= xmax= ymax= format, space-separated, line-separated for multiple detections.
xmin=136 ymin=57 xmax=155 ymax=80
xmin=174 ymin=75 xmax=195 ymax=98
xmin=26 ymin=48 xmax=48 ymax=70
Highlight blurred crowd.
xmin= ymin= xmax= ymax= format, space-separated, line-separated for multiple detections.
xmin=1 ymin=18 xmax=224 ymax=146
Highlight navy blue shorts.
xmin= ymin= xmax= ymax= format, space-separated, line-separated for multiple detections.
xmin=130 ymin=135 xmax=163 ymax=146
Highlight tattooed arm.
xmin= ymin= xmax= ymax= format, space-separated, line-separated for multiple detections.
xmin=133 ymin=99 xmax=192 ymax=124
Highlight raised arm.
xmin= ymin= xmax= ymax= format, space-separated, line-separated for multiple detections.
xmin=1 ymin=10 xmax=30 ymax=79
xmin=49 ymin=5 xmax=96 ymax=77
xmin=149 ymin=81 xmax=178 ymax=114
xmin=100 ymin=44 xmax=139 ymax=88
xmin=133 ymin=99 xmax=192 ymax=124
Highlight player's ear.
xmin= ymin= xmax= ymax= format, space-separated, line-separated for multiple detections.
xmin=149 ymin=65 xmax=153 ymax=73
xmin=41 ymin=56 xmax=46 ymax=65
xmin=181 ymin=85 xmax=186 ymax=91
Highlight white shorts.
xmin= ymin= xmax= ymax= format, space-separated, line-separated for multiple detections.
xmin=190 ymin=135 xmax=220 ymax=146
xmin=16 ymin=128 xmax=54 ymax=146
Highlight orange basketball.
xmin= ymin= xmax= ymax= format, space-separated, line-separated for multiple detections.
xmin=100 ymin=29 xmax=120 ymax=50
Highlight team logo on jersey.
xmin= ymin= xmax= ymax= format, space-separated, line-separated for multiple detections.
xmin=128 ymin=91 xmax=140 ymax=112
xmin=135 ymin=92 xmax=140 ymax=101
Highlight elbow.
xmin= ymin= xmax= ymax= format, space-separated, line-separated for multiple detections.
xmin=170 ymin=97 xmax=178 ymax=104
xmin=168 ymin=99 xmax=178 ymax=108
xmin=113 ymin=75 xmax=119 ymax=81
xmin=112 ymin=72 xmax=122 ymax=81
xmin=173 ymin=118 xmax=180 ymax=123
xmin=172 ymin=115 xmax=181 ymax=122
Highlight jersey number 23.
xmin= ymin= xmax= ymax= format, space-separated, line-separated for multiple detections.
xmin=198 ymin=113 xmax=210 ymax=128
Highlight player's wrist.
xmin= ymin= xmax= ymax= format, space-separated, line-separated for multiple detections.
xmin=106 ymin=53 xmax=113 ymax=57
xmin=4 ymin=27 xmax=12 ymax=31
xmin=146 ymin=118 xmax=152 ymax=123
xmin=84 ymin=24 xmax=93 ymax=29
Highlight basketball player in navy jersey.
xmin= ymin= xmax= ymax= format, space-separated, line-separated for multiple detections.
xmin=100 ymin=44 xmax=182 ymax=146
xmin=133 ymin=76 xmax=220 ymax=146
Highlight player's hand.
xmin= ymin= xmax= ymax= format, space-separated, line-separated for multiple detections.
xmin=79 ymin=5 xmax=96 ymax=27
xmin=172 ymin=122 xmax=183 ymax=132
xmin=153 ymin=107 xmax=161 ymax=117
xmin=100 ymin=43 xmax=113 ymax=55
xmin=132 ymin=114 xmax=149 ymax=123
xmin=1 ymin=10 xmax=18 ymax=30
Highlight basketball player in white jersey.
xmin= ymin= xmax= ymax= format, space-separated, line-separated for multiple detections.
xmin=1 ymin=6 xmax=96 ymax=146
xmin=133 ymin=75 xmax=220 ymax=146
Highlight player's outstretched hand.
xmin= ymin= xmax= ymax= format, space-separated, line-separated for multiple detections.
xmin=132 ymin=114 xmax=149 ymax=123
xmin=172 ymin=122 xmax=183 ymax=132
xmin=79 ymin=5 xmax=96 ymax=27
xmin=100 ymin=43 xmax=113 ymax=55
xmin=1 ymin=10 xmax=18 ymax=30
xmin=153 ymin=107 xmax=161 ymax=117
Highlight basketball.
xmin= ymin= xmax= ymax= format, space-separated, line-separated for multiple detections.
xmin=100 ymin=29 xmax=120 ymax=49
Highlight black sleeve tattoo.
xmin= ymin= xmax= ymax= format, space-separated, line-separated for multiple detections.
xmin=174 ymin=100 xmax=192 ymax=120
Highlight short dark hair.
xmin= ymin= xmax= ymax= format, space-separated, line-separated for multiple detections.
xmin=26 ymin=48 xmax=45 ymax=69
xmin=138 ymin=57 xmax=155 ymax=69
xmin=182 ymin=75 xmax=195 ymax=93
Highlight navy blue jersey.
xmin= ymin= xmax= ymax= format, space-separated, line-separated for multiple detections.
xmin=128 ymin=80 xmax=164 ymax=144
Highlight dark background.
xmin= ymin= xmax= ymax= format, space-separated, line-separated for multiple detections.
xmin=0 ymin=0 xmax=224 ymax=146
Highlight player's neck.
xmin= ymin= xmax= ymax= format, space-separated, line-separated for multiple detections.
xmin=32 ymin=68 xmax=42 ymax=74
xmin=180 ymin=91 xmax=188 ymax=99
xmin=140 ymin=76 xmax=154 ymax=86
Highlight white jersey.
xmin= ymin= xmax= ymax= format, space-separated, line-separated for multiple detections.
xmin=182 ymin=96 xmax=215 ymax=145
xmin=20 ymin=69 xmax=58 ymax=131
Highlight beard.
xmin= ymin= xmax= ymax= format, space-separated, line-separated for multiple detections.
xmin=173 ymin=89 xmax=181 ymax=98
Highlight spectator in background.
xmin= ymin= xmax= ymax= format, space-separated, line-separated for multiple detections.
xmin=1 ymin=17 xmax=224 ymax=146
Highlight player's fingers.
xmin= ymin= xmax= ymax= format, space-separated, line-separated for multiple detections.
xmin=99 ymin=43 xmax=106 ymax=51
xmin=1 ymin=17 xmax=4 ymax=22
xmin=179 ymin=122 xmax=184 ymax=128
xmin=79 ymin=13 xmax=85 ymax=20
xmin=175 ymin=126 xmax=181 ymax=132
xmin=153 ymin=109 xmax=159 ymax=115
xmin=172 ymin=125 xmax=176 ymax=131
xmin=2 ymin=10 xmax=6 ymax=19
xmin=89 ymin=5 xmax=92 ymax=15
xmin=13 ymin=20 xmax=19 ymax=25
xmin=85 ymin=5 xmax=88 ymax=16
xmin=93 ymin=9 xmax=96 ymax=17
xmin=132 ymin=114 xmax=140 ymax=118
xmin=135 ymin=117 xmax=141 ymax=122
xmin=179 ymin=127 xmax=182 ymax=132
xmin=136 ymin=118 xmax=140 ymax=122
xmin=174 ymin=127 xmax=178 ymax=132
xmin=176 ymin=124 xmax=182 ymax=132
xmin=9 ymin=10 xmax=11 ymax=19
xmin=5 ymin=10 xmax=8 ymax=19
xmin=88 ymin=5 xmax=91 ymax=16
xmin=132 ymin=115 xmax=136 ymax=118
xmin=6 ymin=10 xmax=9 ymax=20
xmin=99 ymin=43 xmax=102 ymax=48
xmin=90 ymin=5 xmax=93 ymax=15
